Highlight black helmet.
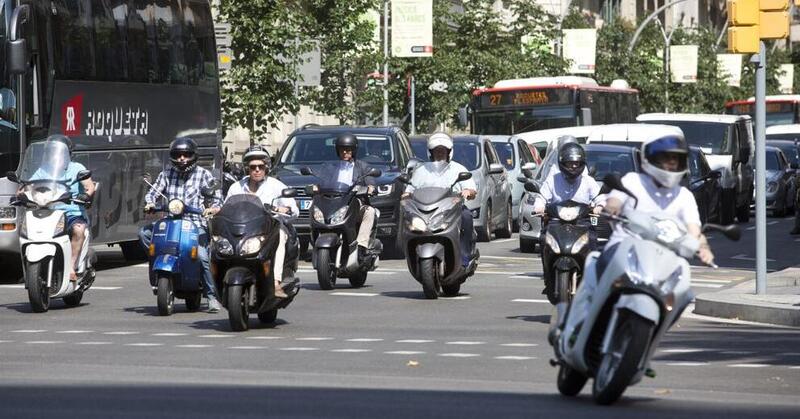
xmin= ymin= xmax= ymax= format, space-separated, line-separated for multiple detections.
xmin=242 ymin=145 xmax=270 ymax=166
xmin=335 ymin=133 xmax=358 ymax=157
xmin=49 ymin=135 xmax=74 ymax=155
xmin=169 ymin=137 xmax=198 ymax=172
xmin=558 ymin=142 xmax=586 ymax=181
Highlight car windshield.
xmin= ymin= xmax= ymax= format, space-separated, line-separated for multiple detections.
xmin=280 ymin=133 xmax=394 ymax=166
xmin=766 ymin=151 xmax=781 ymax=171
xmin=646 ymin=121 xmax=730 ymax=154
xmin=492 ymin=142 xmax=515 ymax=170
xmin=451 ymin=141 xmax=481 ymax=170
xmin=766 ymin=139 xmax=800 ymax=165
xmin=586 ymin=150 xmax=634 ymax=180
xmin=410 ymin=141 xmax=429 ymax=162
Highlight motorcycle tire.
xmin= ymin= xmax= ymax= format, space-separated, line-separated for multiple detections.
xmin=316 ymin=249 xmax=335 ymax=290
xmin=26 ymin=261 xmax=50 ymax=313
xmin=63 ymin=291 xmax=84 ymax=307
xmin=348 ymin=270 xmax=367 ymax=288
xmin=441 ymin=283 xmax=460 ymax=297
xmin=419 ymin=258 xmax=440 ymax=299
xmin=557 ymin=364 xmax=588 ymax=396
xmin=257 ymin=309 xmax=278 ymax=324
xmin=227 ymin=285 xmax=250 ymax=332
xmin=185 ymin=292 xmax=202 ymax=312
xmin=592 ymin=311 xmax=653 ymax=405
xmin=556 ymin=270 xmax=572 ymax=304
xmin=156 ymin=276 xmax=174 ymax=316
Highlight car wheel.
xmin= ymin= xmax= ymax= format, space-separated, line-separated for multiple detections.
xmin=476 ymin=201 xmax=492 ymax=242
xmin=495 ymin=201 xmax=512 ymax=239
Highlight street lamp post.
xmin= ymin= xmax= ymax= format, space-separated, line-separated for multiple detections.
xmin=383 ymin=0 xmax=389 ymax=127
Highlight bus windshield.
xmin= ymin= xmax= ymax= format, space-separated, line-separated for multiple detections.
xmin=474 ymin=106 xmax=576 ymax=135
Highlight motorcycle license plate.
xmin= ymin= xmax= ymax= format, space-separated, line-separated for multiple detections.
xmin=590 ymin=216 xmax=598 ymax=226
xmin=299 ymin=199 xmax=312 ymax=210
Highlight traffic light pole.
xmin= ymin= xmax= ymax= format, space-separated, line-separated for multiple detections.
xmin=753 ymin=42 xmax=768 ymax=294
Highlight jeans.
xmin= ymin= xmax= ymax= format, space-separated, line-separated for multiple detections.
xmin=138 ymin=223 xmax=218 ymax=300
xmin=460 ymin=206 xmax=475 ymax=266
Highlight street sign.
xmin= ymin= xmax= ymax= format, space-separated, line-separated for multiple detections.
xmin=215 ymin=23 xmax=232 ymax=71
xmin=717 ymin=53 xmax=743 ymax=87
xmin=297 ymin=41 xmax=321 ymax=87
xmin=670 ymin=45 xmax=698 ymax=83
xmin=391 ymin=0 xmax=433 ymax=57
xmin=562 ymin=29 xmax=597 ymax=74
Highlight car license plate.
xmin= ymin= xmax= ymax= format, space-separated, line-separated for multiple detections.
xmin=590 ymin=216 xmax=598 ymax=226
xmin=300 ymin=199 xmax=312 ymax=210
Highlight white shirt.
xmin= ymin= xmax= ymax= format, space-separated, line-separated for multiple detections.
xmin=337 ymin=160 xmax=355 ymax=187
xmin=405 ymin=160 xmax=478 ymax=194
xmin=226 ymin=176 xmax=299 ymax=220
xmin=533 ymin=172 xmax=604 ymax=212
xmin=605 ymin=172 xmax=700 ymax=248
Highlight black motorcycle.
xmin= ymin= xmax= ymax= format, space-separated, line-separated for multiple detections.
xmin=526 ymin=183 xmax=597 ymax=304
xmin=209 ymin=191 xmax=300 ymax=332
xmin=300 ymin=166 xmax=382 ymax=290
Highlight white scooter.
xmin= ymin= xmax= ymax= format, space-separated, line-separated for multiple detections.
xmin=7 ymin=143 xmax=97 ymax=312
xmin=550 ymin=174 xmax=740 ymax=405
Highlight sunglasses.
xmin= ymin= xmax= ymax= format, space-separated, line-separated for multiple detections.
xmin=171 ymin=151 xmax=193 ymax=159
xmin=248 ymin=164 xmax=267 ymax=171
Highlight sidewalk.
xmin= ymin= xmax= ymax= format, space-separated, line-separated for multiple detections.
xmin=694 ymin=267 xmax=800 ymax=327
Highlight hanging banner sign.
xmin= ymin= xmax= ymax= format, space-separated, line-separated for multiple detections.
xmin=670 ymin=45 xmax=698 ymax=83
xmin=391 ymin=0 xmax=433 ymax=57
xmin=778 ymin=64 xmax=794 ymax=94
xmin=562 ymin=29 xmax=597 ymax=74
xmin=716 ymin=54 xmax=743 ymax=87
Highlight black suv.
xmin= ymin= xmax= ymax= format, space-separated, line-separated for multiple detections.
xmin=271 ymin=125 xmax=414 ymax=253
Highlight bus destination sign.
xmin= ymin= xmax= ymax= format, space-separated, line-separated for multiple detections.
xmin=479 ymin=88 xmax=573 ymax=108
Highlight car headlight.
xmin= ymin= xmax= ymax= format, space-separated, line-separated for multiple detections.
xmin=377 ymin=184 xmax=393 ymax=196
xmin=212 ymin=235 xmax=234 ymax=256
xmin=329 ymin=206 xmax=349 ymax=224
xmin=240 ymin=235 xmax=266 ymax=256
xmin=409 ymin=216 xmax=428 ymax=232
xmin=54 ymin=214 xmax=66 ymax=236
xmin=544 ymin=231 xmax=560 ymax=253
xmin=571 ymin=232 xmax=589 ymax=254
xmin=557 ymin=206 xmax=580 ymax=222
xmin=654 ymin=219 xmax=683 ymax=244
xmin=0 ymin=206 xmax=15 ymax=219
xmin=767 ymin=181 xmax=778 ymax=193
xmin=168 ymin=199 xmax=185 ymax=216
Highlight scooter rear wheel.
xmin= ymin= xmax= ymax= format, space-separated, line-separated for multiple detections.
xmin=557 ymin=364 xmax=588 ymax=396
xmin=185 ymin=292 xmax=202 ymax=312
xmin=316 ymin=249 xmax=335 ymax=290
xmin=419 ymin=259 xmax=440 ymax=299
xmin=26 ymin=261 xmax=50 ymax=313
xmin=63 ymin=291 xmax=84 ymax=307
xmin=348 ymin=270 xmax=367 ymax=288
xmin=257 ymin=309 xmax=278 ymax=324
xmin=156 ymin=276 xmax=174 ymax=316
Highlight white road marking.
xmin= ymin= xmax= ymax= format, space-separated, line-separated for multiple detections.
xmin=509 ymin=275 xmax=539 ymax=279
xmin=346 ymin=338 xmax=384 ymax=342
xmin=493 ymin=238 xmax=516 ymax=243
xmin=12 ymin=330 xmax=46 ymax=333
xmin=175 ymin=344 xmax=213 ymax=348
xmin=56 ymin=330 xmax=93 ymax=334
xmin=229 ymin=346 xmax=268 ymax=350
xmin=0 ymin=340 xmax=15 ymax=343
xmin=661 ymin=349 xmax=704 ymax=353
xmin=296 ymin=337 xmax=334 ymax=341
xmin=665 ymin=362 xmax=709 ymax=366
xmin=89 ymin=286 xmax=122 ymax=290
xmin=778 ymin=352 xmax=800 ymax=356
xmin=512 ymin=299 xmax=550 ymax=303
xmin=440 ymin=296 xmax=471 ymax=300
xmin=0 ymin=285 xmax=23 ymax=288
xmin=768 ymin=221 xmax=779 ymax=225
xmin=152 ymin=333 xmax=188 ymax=337
xmin=25 ymin=341 xmax=63 ymax=344
xmin=385 ymin=351 xmax=425 ymax=355
xmin=245 ymin=336 xmax=284 ymax=340
xmin=728 ymin=363 xmax=770 ymax=368
xmin=279 ymin=347 xmax=319 ymax=351
xmin=730 ymin=254 xmax=776 ymax=262
xmin=446 ymin=341 xmax=485 ymax=345
xmin=125 ymin=343 xmax=163 ymax=347
xmin=439 ymin=353 xmax=480 ymax=358
xmin=790 ymin=366 xmax=800 ymax=369
xmin=691 ymin=284 xmax=724 ymax=288
xmin=480 ymin=255 xmax=534 ymax=261
xmin=75 ymin=341 xmax=112 ymax=345
xmin=103 ymin=331 xmax=139 ymax=335
xmin=691 ymin=278 xmax=735 ymax=284
xmin=720 ymin=351 xmax=754 ymax=355
xmin=331 ymin=349 xmax=372 ymax=353
xmin=477 ymin=271 xmax=533 ymax=275
xmin=330 ymin=292 xmax=378 ymax=297
xmin=396 ymin=339 xmax=434 ymax=344
xmin=198 ymin=334 xmax=232 ymax=338
xmin=0 ymin=285 xmax=120 ymax=290
xmin=746 ymin=226 xmax=756 ymax=231
xmin=494 ymin=356 xmax=536 ymax=360
xmin=501 ymin=343 xmax=538 ymax=347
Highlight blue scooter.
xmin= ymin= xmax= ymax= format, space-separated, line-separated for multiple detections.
xmin=143 ymin=176 xmax=217 ymax=316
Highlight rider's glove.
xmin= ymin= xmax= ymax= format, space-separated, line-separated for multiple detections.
xmin=75 ymin=193 xmax=91 ymax=203
xmin=143 ymin=203 xmax=155 ymax=213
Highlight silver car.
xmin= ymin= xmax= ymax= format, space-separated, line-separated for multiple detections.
xmin=491 ymin=136 xmax=539 ymax=231
xmin=410 ymin=135 xmax=512 ymax=242
xmin=752 ymin=146 xmax=796 ymax=217
xmin=517 ymin=140 xmax=561 ymax=252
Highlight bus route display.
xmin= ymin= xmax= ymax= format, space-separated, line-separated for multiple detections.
xmin=478 ymin=88 xmax=574 ymax=108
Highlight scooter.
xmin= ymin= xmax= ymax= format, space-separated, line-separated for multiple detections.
xmin=142 ymin=175 xmax=217 ymax=316
xmin=209 ymin=192 xmax=300 ymax=332
xmin=8 ymin=169 xmax=97 ymax=312
xmin=550 ymin=174 xmax=741 ymax=405
xmin=300 ymin=166 xmax=382 ymax=290
xmin=398 ymin=172 xmax=479 ymax=299
xmin=525 ymin=182 xmax=598 ymax=305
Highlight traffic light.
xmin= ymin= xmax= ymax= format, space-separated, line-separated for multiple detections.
xmin=759 ymin=0 xmax=789 ymax=40
xmin=727 ymin=0 xmax=759 ymax=53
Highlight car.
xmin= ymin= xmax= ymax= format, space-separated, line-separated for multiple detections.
xmin=752 ymin=146 xmax=796 ymax=217
xmin=409 ymin=135 xmax=512 ymax=241
xmin=271 ymin=125 xmax=414 ymax=254
xmin=687 ymin=146 xmax=722 ymax=224
xmin=585 ymin=123 xmax=684 ymax=147
xmin=490 ymin=136 xmax=539 ymax=231
xmin=638 ymin=113 xmax=755 ymax=224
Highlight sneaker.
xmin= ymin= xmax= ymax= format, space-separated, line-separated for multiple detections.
xmin=274 ymin=281 xmax=288 ymax=298
xmin=207 ymin=298 xmax=222 ymax=313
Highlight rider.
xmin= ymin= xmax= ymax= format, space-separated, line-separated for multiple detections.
xmin=324 ymin=133 xmax=378 ymax=263
xmin=139 ymin=137 xmax=223 ymax=313
xmin=226 ymin=145 xmax=298 ymax=298
xmin=21 ymin=135 xmax=96 ymax=283
xmin=401 ymin=132 xmax=478 ymax=266
xmin=533 ymin=142 xmax=603 ymax=299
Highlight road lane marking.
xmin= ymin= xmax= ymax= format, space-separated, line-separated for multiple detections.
xmin=346 ymin=338 xmax=383 ymax=342
xmin=198 ymin=334 xmax=233 ymax=338
xmin=768 ymin=221 xmax=779 ymax=225
xmin=661 ymin=349 xmax=704 ymax=353
xmin=56 ymin=330 xmax=93 ymax=334
xmin=778 ymin=352 xmax=800 ymax=356
xmin=279 ymin=347 xmax=319 ymax=351
xmin=790 ymin=366 xmax=800 ymax=369
xmin=296 ymin=337 xmax=334 ymax=341
xmin=439 ymin=353 xmax=480 ymax=358
xmin=665 ymin=362 xmax=709 ymax=366
xmin=691 ymin=284 xmax=724 ymax=288
xmin=494 ymin=356 xmax=536 ymax=360
xmin=446 ymin=341 xmax=485 ymax=345
xmin=509 ymin=275 xmax=540 ymax=279
xmin=88 ymin=286 xmax=122 ymax=290
xmin=25 ymin=341 xmax=63 ymax=344
xmin=103 ymin=331 xmax=139 ymax=335
xmin=331 ymin=349 xmax=372 ymax=353
xmin=229 ymin=346 xmax=268 ymax=350
xmin=493 ymin=238 xmax=516 ymax=243
xmin=720 ymin=351 xmax=754 ymax=355
xmin=728 ymin=363 xmax=770 ymax=368
xmin=125 ymin=343 xmax=163 ymax=347
xmin=152 ymin=333 xmax=189 ymax=337
xmin=0 ymin=340 xmax=15 ymax=343
xmin=746 ymin=226 xmax=756 ymax=231
xmin=330 ymin=292 xmax=378 ymax=297
xmin=440 ymin=296 xmax=471 ymax=300
xmin=11 ymin=330 xmax=46 ymax=333
xmin=501 ymin=343 xmax=538 ymax=347
xmin=691 ymin=278 xmax=736 ymax=284
xmin=175 ymin=344 xmax=213 ymax=348
xmin=385 ymin=351 xmax=425 ymax=355
xmin=480 ymin=255 xmax=535 ymax=261
xmin=730 ymin=254 xmax=776 ymax=262
xmin=245 ymin=336 xmax=284 ymax=340
xmin=0 ymin=285 xmax=120 ymax=290
xmin=396 ymin=339 xmax=435 ymax=343
xmin=75 ymin=341 xmax=112 ymax=345
xmin=512 ymin=299 xmax=550 ymax=303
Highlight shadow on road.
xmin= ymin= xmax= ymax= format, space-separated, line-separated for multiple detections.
xmin=380 ymin=291 xmax=427 ymax=300
xmin=186 ymin=317 xmax=290 ymax=332
xmin=507 ymin=314 xmax=550 ymax=324
xmin=0 ymin=384 xmax=796 ymax=419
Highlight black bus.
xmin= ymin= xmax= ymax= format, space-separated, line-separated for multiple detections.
xmin=468 ymin=77 xmax=640 ymax=135
xmin=0 ymin=0 xmax=222 ymax=262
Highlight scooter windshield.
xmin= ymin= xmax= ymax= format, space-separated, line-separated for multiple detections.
xmin=18 ymin=139 xmax=71 ymax=183
xmin=314 ymin=163 xmax=355 ymax=193
xmin=217 ymin=194 xmax=267 ymax=223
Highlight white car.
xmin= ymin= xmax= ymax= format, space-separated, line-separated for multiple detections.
xmin=585 ymin=123 xmax=684 ymax=146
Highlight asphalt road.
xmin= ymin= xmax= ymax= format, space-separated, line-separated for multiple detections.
xmin=0 ymin=220 xmax=798 ymax=418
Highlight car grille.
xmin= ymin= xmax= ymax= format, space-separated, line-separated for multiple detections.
xmin=378 ymin=207 xmax=394 ymax=221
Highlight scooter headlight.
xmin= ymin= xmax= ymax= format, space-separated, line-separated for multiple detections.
xmin=570 ymin=232 xmax=589 ymax=254
xmin=240 ymin=235 xmax=266 ymax=256
xmin=544 ymin=231 xmax=560 ymax=253
xmin=557 ymin=206 xmax=580 ymax=222
xmin=377 ymin=184 xmax=393 ymax=196
xmin=168 ymin=199 xmax=185 ymax=216
xmin=659 ymin=266 xmax=684 ymax=296
xmin=54 ymin=213 xmax=66 ymax=236
xmin=212 ymin=235 xmax=234 ymax=256
xmin=329 ymin=206 xmax=349 ymax=225
xmin=626 ymin=248 xmax=645 ymax=283
xmin=409 ymin=216 xmax=428 ymax=233
xmin=313 ymin=206 xmax=325 ymax=223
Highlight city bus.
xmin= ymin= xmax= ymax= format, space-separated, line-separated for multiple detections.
xmin=724 ymin=95 xmax=800 ymax=127
xmin=466 ymin=76 xmax=640 ymax=135
xmin=0 ymin=0 xmax=222 ymax=267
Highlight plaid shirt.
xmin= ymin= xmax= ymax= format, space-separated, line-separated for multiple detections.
xmin=146 ymin=166 xmax=222 ymax=229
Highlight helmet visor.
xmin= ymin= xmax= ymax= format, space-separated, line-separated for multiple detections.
xmin=644 ymin=136 xmax=687 ymax=156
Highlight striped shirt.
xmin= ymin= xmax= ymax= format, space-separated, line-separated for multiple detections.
xmin=145 ymin=166 xmax=222 ymax=229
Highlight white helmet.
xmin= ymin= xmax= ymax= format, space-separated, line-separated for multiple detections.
xmin=640 ymin=134 xmax=689 ymax=188
xmin=427 ymin=132 xmax=453 ymax=151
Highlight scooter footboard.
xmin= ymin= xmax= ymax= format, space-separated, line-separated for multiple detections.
xmin=615 ymin=294 xmax=661 ymax=324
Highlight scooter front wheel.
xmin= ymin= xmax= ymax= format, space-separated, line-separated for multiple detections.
xmin=316 ymin=249 xmax=335 ymax=290
xmin=156 ymin=276 xmax=174 ymax=316
xmin=25 ymin=260 xmax=50 ymax=313
xmin=592 ymin=311 xmax=652 ymax=405
xmin=419 ymin=259 xmax=440 ymax=299
xmin=227 ymin=285 xmax=250 ymax=332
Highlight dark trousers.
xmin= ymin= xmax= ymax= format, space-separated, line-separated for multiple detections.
xmin=461 ymin=206 xmax=475 ymax=264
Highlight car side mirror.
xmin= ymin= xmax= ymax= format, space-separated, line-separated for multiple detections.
xmin=6 ymin=171 xmax=19 ymax=183
xmin=406 ymin=158 xmax=420 ymax=172
xmin=710 ymin=170 xmax=722 ymax=179
xmin=457 ymin=172 xmax=472 ymax=182
xmin=7 ymin=39 xmax=28 ymax=75
xmin=516 ymin=175 xmax=527 ymax=183
xmin=281 ymin=188 xmax=297 ymax=198
xmin=397 ymin=174 xmax=411 ymax=184
xmin=524 ymin=181 xmax=539 ymax=194
xmin=300 ymin=167 xmax=313 ymax=176
xmin=488 ymin=163 xmax=504 ymax=174
xmin=521 ymin=162 xmax=537 ymax=171
xmin=200 ymin=179 xmax=220 ymax=197
xmin=367 ymin=167 xmax=382 ymax=177
xmin=76 ymin=170 xmax=92 ymax=182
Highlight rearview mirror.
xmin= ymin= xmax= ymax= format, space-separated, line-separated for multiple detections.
xmin=281 ymin=188 xmax=297 ymax=198
xmin=6 ymin=171 xmax=19 ymax=183
xmin=7 ymin=39 xmax=28 ymax=75
xmin=367 ymin=167 xmax=382 ymax=177
xmin=710 ymin=170 xmax=722 ymax=179
xmin=300 ymin=167 xmax=313 ymax=176
xmin=200 ymin=179 xmax=220 ymax=197
xmin=76 ymin=170 xmax=92 ymax=182
xmin=397 ymin=174 xmax=411 ymax=184
xmin=457 ymin=172 xmax=472 ymax=182
xmin=406 ymin=158 xmax=420 ymax=171
xmin=702 ymin=223 xmax=741 ymax=242
xmin=524 ymin=181 xmax=539 ymax=194
xmin=488 ymin=163 xmax=504 ymax=175
xmin=516 ymin=175 xmax=527 ymax=183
